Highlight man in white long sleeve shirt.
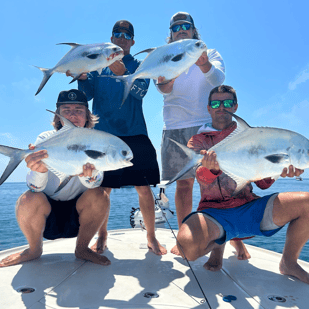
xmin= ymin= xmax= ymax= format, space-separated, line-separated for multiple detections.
xmin=0 ymin=89 xmax=111 ymax=267
xmin=156 ymin=12 xmax=250 ymax=259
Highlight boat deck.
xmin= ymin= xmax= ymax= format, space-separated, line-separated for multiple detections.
xmin=1 ymin=228 xmax=308 ymax=308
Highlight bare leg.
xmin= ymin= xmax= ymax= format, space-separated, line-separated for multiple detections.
xmin=0 ymin=191 xmax=51 ymax=267
xmin=75 ymin=187 xmax=111 ymax=265
xmin=90 ymin=187 xmax=111 ymax=254
xmin=230 ymin=240 xmax=251 ymax=260
xmin=171 ymin=178 xmax=194 ymax=255
xmin=204 ymin=243 xmax=226 ymax=271
xmin=135 ymin=185 xmax=167 ymax=255
xmin=177 ymin=212 xmax=221 ymax=262
xmin=272 ymin=192 xmax=309 ymax=284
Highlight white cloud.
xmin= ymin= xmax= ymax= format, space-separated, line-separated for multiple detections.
xmin=288 ymin=68 xmax=309 ymax=90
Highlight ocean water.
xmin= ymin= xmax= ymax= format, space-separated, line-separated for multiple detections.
xmin=0 ymin=179 xmax=309 ymax=262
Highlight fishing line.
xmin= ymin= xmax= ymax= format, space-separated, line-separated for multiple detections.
xmin=144 ymin=177 xmax=212 ymax=309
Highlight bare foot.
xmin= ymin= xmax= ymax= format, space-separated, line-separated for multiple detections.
xmin=147 ymin=237 xmax=167 ymax=255
xmin=0 ymin=248 xmax=42 ymax=267
xmin=91 ymin=234 xmax=107 ymax=254
xmin=203 ymin=245 xmax=225 ymax=272
xmin=279 ymin=257 xmax=309 ymax=284
xmin=171 ymin=244 xmax=181 ymax=256
xmin=75 ymin=247 xmax=111 ymax=266
xmin=230 ymin=240 xmax=251 ymax=260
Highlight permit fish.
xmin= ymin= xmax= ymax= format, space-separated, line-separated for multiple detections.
xmin=112 ymin=39 xmax=207 ymax=105
xmin=0 ymin=110 xmax=133 ymax=186
xmin=165 ymin=112 xmax=309 ymax=195
xmin=35 ymin=42 xmax=124 ymax=95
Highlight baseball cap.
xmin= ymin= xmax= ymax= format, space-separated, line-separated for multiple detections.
xmin=169 ymin=12 xmax=195 ymax=29
xmin=56 ymin=89 xmax=88 ymax=108
xmin=112 ymin=20 xmax=134 ymax=37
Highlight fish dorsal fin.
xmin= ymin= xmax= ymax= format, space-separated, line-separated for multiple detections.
xmin=171 ymin=53 xmax=185 ymax=62
xmin=35 ymin=110 xmax=76 ymax=146
xmin=46 ymin=109 xmax=76 ymax=129
xmin=133 ymin=48 xmax=156 ymax=57
xmin=227 ymin=111 xmax=252 ymax=131
xmin=210 ymin=113 xmax=251 ymax=152
xmin=56 ymin=43 xmax=82 ymax=49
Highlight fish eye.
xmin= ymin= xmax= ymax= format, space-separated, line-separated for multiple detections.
xmin=195 ymin=41 xmax=201 ymax=47
xmin=122 ymin=150 xmax=128 ymax=156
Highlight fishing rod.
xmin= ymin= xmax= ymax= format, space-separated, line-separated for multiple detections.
xmin=144 ymin=177 xmax=212 ymax=309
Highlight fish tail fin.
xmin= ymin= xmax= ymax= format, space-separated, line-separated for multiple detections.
xmin=0 ymin=145 xmax=29 ymax=185
xmin=164 ymin=139 xmax=202 ymax=186
xmin=34 ymin=66 xmax=53 ymax=95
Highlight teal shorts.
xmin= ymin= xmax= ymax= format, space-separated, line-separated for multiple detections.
xmin=184 ymin=194 xmax=284 ymax=245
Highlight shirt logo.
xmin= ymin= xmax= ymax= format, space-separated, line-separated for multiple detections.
xmin=68 ymin=92 xmax=77 ymax=101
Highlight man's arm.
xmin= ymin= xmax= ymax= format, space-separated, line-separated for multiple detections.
xmin=78 ymin=163 xmax=103 ymax=188
xmin=26 ymin=147 xmax=49 ymax=192
xmin=110 ymin=60 xmax=150 ymax=100
xmin=200 ymin=49 xmax=225 ymax=86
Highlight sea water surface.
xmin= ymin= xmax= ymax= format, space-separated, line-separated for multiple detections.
xmin=0 ymin=179 xmax=308 ymax=262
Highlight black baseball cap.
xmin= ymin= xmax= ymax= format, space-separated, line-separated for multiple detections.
xmin=169 ymin=12 xmax=195 ymax=29
xmin=56 ymin=89 xmax=88 ymax=108
xmin=112 ymin=20 xmax=134 ymax=37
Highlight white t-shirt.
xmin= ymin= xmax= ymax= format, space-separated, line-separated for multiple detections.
xmin=157 ymin=49 xmax=225 ymax=130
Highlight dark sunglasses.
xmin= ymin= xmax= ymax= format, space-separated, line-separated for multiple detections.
xmin=209 ymin=99 xmax=235 ymax=109
xmin=113 ymin=32 xmax=133 ymax=40
xmin=171 ymin=23 xmax=192 ymax=33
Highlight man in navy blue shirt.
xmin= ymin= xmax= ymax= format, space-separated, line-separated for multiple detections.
xmin=70 ymin=20 xmax=166 ymax=256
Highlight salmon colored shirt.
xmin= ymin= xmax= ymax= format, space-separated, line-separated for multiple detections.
xmin=187 ymin=122 xmax=275 ymax=212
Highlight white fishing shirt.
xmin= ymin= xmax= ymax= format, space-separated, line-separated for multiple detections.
xmin=26 ymin=130 xmax=103 ymax=201
xmin=157 ymin=49 xmax=225 ymax=130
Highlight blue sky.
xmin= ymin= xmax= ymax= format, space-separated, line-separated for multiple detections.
xmin=1 ymin=0 xmax=309 ymax=181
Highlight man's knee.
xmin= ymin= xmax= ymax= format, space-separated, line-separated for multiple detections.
xmin=79 ymin=187 xmax=110 ymax=213
xmin=17 ymin=190 xmax=49 ymax=213
xmin=177 ymin=222 xmax=200 ymax=261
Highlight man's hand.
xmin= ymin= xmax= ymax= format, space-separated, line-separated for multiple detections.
xmin=281 ymin=165 xmax=304 ymax=178
xmin=25 ymin=144 xmax=48 ymax=173
xmin=195 ymin=52 xmax=212 ymax=73
xmin=109 ymin=60 xmax=126 ymax=76
xmin=200 ymin=150 xmax=220 ymax=171
xmin=66 ymin=70 xmax=87 ymax=80
xmin=79 ymin=163 xmax=97 ymax=179
xmin=157 ymin=76 xmax=176 ymax=94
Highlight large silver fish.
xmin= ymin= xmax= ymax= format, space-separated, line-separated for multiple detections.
xmin=113 ymin=39 xmax=207 ymax=105
xmin=35 ymin=42 xmax=124 ymax=95
xmin=0 ymin=111 xmax=133 ymax=185
xmin=165 ymin=112 xmax=309 ymax=194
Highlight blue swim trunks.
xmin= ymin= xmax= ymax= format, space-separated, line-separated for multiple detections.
xmin=184 ymin=194 xmax=284 ymax=245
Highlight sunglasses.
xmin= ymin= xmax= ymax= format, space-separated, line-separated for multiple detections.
xmin=113 ymin=32 xmax=133 ymax=40
xmin=209 ymin=99 xmax=235 ymax=109
xmin=171 ymin=23 xmax=192 ymax=33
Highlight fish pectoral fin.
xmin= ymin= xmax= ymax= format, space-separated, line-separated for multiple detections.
xmin=84 ymin=150 xmax=105 ymax=159
xmin=133 ymin=48 xmax=156 ymax=57
xmin=86 ymin=53 xmax=100 ymax=60
xmin=264 ymin=154 xmax=289 ymax=164
xmin=171 ymin=53 xmax=185 ymax=62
